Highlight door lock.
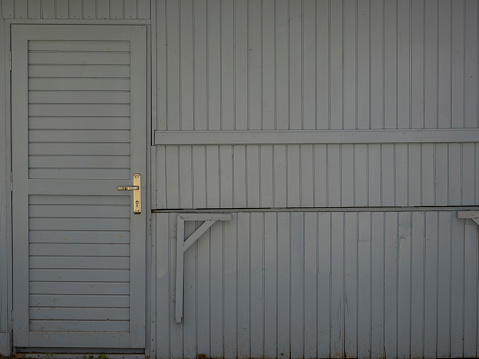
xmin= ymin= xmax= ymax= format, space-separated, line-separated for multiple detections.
xmin=117 ymin=173 xmax=141 ymax=214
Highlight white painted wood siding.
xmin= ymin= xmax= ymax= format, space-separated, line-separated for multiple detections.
xmin=152 ymin=211 xmax=479 ymax=359
xmin=155 ymin=0 xmax=479 ymax=131
xmin=1 ymin=0 xmax=150 ymax=20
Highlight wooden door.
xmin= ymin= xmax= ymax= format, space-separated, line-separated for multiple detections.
xmin=12 ymin=25 xmax=147 ymax=349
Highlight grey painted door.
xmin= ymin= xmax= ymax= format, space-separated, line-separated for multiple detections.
xmin=12 ymin=25 xmax=147 ymax=349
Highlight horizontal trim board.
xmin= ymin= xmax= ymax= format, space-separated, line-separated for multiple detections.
xmin=458 ymin=211 xmax=479 ymax=219
xmin=155 ymin=129 xmax=479 ymax=145
xmin=152 ymin=206 xmax=479 ymax=213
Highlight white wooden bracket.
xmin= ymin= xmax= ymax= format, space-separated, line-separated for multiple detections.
xmin=175 ymin=213 xmax=232 ymax=323
xmin=458 ymin=211 xmax=479 ymax=226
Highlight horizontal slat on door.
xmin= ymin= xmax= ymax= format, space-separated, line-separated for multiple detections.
xmin=29 ymin=195 xmax=129 ymax=205
xmin=29 ymin=40 xmax=130 ymax=52
xmin=29 ymin=218 xmax=129 ymax=231
xmin=29 ymin=130 xmax=130 ymax=142
xmin=29 ymin=143 xmax=130 ymax=155
xmin=29 ymin=231 xmax=130 ymax=244
xmin=29 ymin=269 xmax=130 ymax=282
xmin=29 ymin=244 xmax=129 ymax=257
xmin=29 ymin=65 xmax=130 ymax=78
xmin=29 ymin=52 xmax=131 ymax=65
xmin=29 ymin=104 xmax=130 ymax=117
xmin=30 ymin=320 xmax=129 ymax=332
xmin=30 ymin=282 xmax=129 ymax=295
xmin=30 ymin=308 xmax=129 ymax=321
xmin=29 ymin=257 xmax=130 ymax=269
xmin=29 ymin=91 xmax=130 ymax=104
xmin=29 ymin=117 xmax=130 ymax=130
xmin=29 ymin=78 xmax=130 ymax=91
xmin=29 ymin=168 xmax=131 ymax=180
xmin=30 ymin=205 xmax=129 ymax=218
xmin=29 ymin=155 xmax=130 ymax=169
xmin=30 ymin=295 xmax=129 ymax=308
xmin=28 ymin=180 xmax=125 ymax=195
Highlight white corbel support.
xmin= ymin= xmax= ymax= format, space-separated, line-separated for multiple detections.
xmin=458 ymin=211 xmax=479 ymax=226
xmin=175 ymin=213 xmax=232 ymax=323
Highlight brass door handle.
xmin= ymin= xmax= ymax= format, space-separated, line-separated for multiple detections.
xmin=117 ymin=186 xmax=139 ymax=191
xmin=117 ymin=173 xmax=141 ymax=214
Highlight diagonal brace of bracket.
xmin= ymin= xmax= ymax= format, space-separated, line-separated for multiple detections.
xmin=175 ymin=213 xmax=232 ymax=323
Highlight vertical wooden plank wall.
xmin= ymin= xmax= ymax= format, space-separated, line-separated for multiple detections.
xmin=154 ymin=0 xmax=479 ymax=209
xmin=155 ymin=143 xmax=478 ymax=209
xmin=155 ymin=0 xmax=479 ymax=131
xmin=153 ymin=212 xmax=479 ymax=359
xmin=0 ymin=0 xmax=478 ymax=358
xmin=151 ymin=1 xmax=479 ymax=358
xmin=1 ymin=0 xmax=151 ymax=19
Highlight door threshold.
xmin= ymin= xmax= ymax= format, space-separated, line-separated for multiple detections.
xmin=16 ymin=352 xmax=145 ymax=359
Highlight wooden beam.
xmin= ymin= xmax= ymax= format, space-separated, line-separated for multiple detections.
xmin=155 ymin=129 xmax=479 ymax=145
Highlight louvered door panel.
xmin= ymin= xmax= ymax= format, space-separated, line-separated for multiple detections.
xmin=12 ymin=25 xmax=146 ymax=349
xmin=28 ymin=39 xmax=131 ymax=181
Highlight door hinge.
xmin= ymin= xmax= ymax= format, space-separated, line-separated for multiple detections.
xmin=9 ymin=51 xmax=12 ymax=72
xmin=10 ymin=172 xmax=13 ymax=191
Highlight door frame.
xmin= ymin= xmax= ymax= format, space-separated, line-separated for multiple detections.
xmin=9 ymin=23 xmax=152 ymax=351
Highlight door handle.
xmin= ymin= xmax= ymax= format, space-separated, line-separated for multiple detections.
xmin=117 ymin=173 xmax=141 ymax=214
xmin=117 ymin=186 xmax=139 ymax=191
